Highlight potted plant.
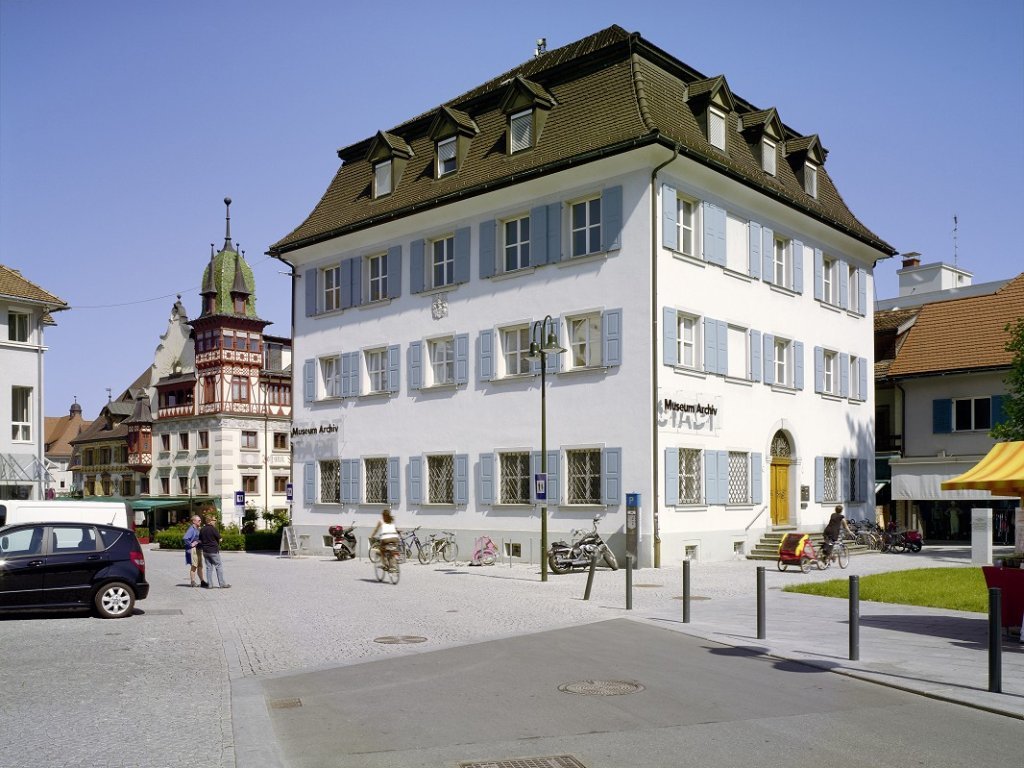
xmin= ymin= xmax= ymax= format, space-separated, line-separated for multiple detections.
xmin=135 ymin=526 xmax=150 ymax=545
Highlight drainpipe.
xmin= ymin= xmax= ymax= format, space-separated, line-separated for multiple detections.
xmin=270 ymin=250 xmax=298 ymax=525
xmin=651 ymin=143 xmax=679 ymax=568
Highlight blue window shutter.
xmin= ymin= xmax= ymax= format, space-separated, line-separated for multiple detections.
xmin=814 ymin=347 xmax=824 ymax=393
xmin=408 ymin=457 xmax=423 ymax=504
xmin=858 ymin=458 xmax=868 ymax=502
xmin=794 ymin=341 xmax=804 ymax=390
xmin=664 ymin=448 xmax=679 ymax=506
xmin=792 ymin=241 xmax=804 ymax=293
xmin=305 ymin=268 xmax=317 ymax=316
xmin=387 ymin=345 xmax=400 ymax=393
xmin=839 ymin=352 xmax=849 ymax=397
xmin=350 ymin=351 xmax=362 ymax=396
xmin=813 ymin=247 xmax=823 ymax=301
xmin=350 ymin=256 xmax=362 ymax=307
xmin=530 ymin=205 xmax=548 ymax=264
xmin=453 ymin=227 xmax=471 ymax=284
xmin=408 ymin=341 xmax=422 ymax=390
xmin=386 ymin=246 xmax=402 ymax=299
xmin=663 ymin=307 xmax=678 ymax=366
xmin=341 ymin=352 xmax=357 ymax=397
xmin=479 ymin=329 xmax=494 ymax=381
xmin=703 ymin=202 xmax=726 ymax=265
xmin=544 ymin=317 xmax=560 ymax=374
xmin=303 ymin=359 xmax=315 ymax=404
xmin=454 ymin=333 xmax=469 ymax=384
xmin=814 ymin=456 xmax=824 ymax=503
xmin=858 ymin=268 xmax=867 ymax=313
xmin=933 ymin=399 xmax=952 ymax=433
xmin=601 ymin=185 xmax=622 ymax=251
xmin=547 ymin=450 xmax=560 ymax=505
xmin=662 ymin=185 xmax=678 ymax=250
xmin=387 ymin=456 xmax=400 ymax=504
xmin=703 ymin=316 xmax=717 ymax=373
xmin=716 ymin=319 xmax=728 ymax=376
xmin=602 ymin=308 xmax=622 ymax=367
xmin=546 ymin=202 xmax=562 ymax=263
xmin=750 ymin=329 xmax=762 ymax=382
xmin=748 ymin=221 xmax=761 ymax=279
xmin=761 ymin=226 xmax=774 ymax=284
xmin=838 ymin=260 xmax=849 ymax=309
xmin=751 ymin=453 xmax=763 ymax=504
xmin=858 ymin=358 xmax=867 ymax=402
xmin=340 ymin=258 xmax=354 ymax=309
xmin=702 ymin=201 xmax=715 ymax=262
xmin=992 ymin=395 xmax=1006 ymax=426
xmin=717 ymin=451 xmax=728 ymax=506
xmin=410 ymin=239 xmax=425 ymax=293
xmin=344 ymin=459 xmax=360 ymax=503
xmin=454 ymin=454 xmax=469 ymax=504
xmin=602 ymin=447 xmax=622 ymax=505
xmin=479 ymin=219 xmax=496 ymax=279
xmin=763 ymin=333 xmax=775 ymax=385
xmin=704 ymin=450 xmax=717 ymax=504
xmin=303 ymin=462 xmax=315 ymax=505
xmin=340 ymin=460 xmax=351 ymax=503
xmin=479 ymin=453 xmax=495 ymax=504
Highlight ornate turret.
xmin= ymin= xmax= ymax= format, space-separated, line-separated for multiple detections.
xmin=125 ymin=392 xmax=154 ymax=471
xmin=198 ymin=197 xmax=259 ymax=319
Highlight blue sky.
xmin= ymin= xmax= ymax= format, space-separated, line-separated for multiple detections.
xmin=2 ymin=0 xmax=1022 ymax=419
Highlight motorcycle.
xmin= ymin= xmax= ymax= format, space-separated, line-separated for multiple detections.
xmin=547 ymin=516 xmax=618 ymax=574
xmin=327 ymin=523 xmax=357 ymax=561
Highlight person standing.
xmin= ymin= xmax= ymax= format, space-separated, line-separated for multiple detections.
xmin=182 ymin=515 xmax=207 ymax=588
xmin=199 ymin=513 xmax=230 ymax=589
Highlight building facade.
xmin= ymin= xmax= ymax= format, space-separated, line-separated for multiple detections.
xmin=44 ymin=400 xmax=90 ymax=497
xmin=271 ymin=27 xmax=893 ymax=564
xmin=0 ymin=264 xmax=68 ymax=500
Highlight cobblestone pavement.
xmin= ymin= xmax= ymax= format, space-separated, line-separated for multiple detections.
xmin=0 ymin=543 xmax=1015 ymax=767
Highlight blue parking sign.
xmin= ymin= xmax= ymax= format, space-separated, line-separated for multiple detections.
xmin=235 ymin=490 xmax=245 ymax=510
xmin=535 ymin=473 xmax=547 ymax=501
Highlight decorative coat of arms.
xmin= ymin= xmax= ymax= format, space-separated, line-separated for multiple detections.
xmin=431 ymin=293 xmax=449 ymax=320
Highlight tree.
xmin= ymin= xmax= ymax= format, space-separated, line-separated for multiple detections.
xmin=992 ymin=317 xmax=1024 ymax=442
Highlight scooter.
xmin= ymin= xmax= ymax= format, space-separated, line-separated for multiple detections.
xmin=328 ymin=523 xmax=357 ymax=560
xmin=548 ymin=516 xmax=618 ymax=574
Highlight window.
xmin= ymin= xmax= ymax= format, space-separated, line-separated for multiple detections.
xmin=567 ymin=449 xmax=601 ymax=505
xmin=823 ymin=350 xmax=838 ymax=395
xmin=804 ymin=162 xmax=818 ymax=197
xmin=234 ymin=296 xmax=246 ymax=314
xmin=179 ymin=433 xmax=189 ymax=451
xmin=499 ymin=451 xmax=530 ymax=504
xmin=678 ymin=448 xmax=702 ymax=504
xmin=762 ymin=138 xmax=776 ymax=175
xmin=501 ymin=326 xmax=531 ymax=377
xmin=322 ymin=265 xmax=341 ymax=312
xmin=428 ymin=337 xmax=455 ymax=385
xmin=231 ymin=376 xmax=250 ymax=403
xmin=161 ymin=434 xmax=171 ymax=451
xmin=10 ymin=386 xmax=31 ymax=441
xmin=725 ymin=214 xmax=748 ymax=273
xmin=847 ymin=459 xmax=858 ymax=503
xmin=241 ymin=431 xmax=258 ymax=450
xmin=677 ymin=313 xmax=699 ymax=369
xmin=141 ymin=477 xmax=151 ymax=495
xmin=677 ymin=196 xmax=697 ymax=257
xmin=242 ymin=476 xmax=258 ymax=494
xmin=954 ymin=397 xmax=992 ymax=431
xmin=319 ymin=459 xmax=340 ymax=503
xmin=510 ymin=109 xmax=532 ymax=152
xmin=8 ymin=311 xmax=29 ymax=342
xmin=365 ymin=348 xmax=387 ymax=393
xmin=570 ymin=197 xmax=602 ymax=258
xmin=727 ymin=451 xmax=751 ymax=504
xmin=822 ymin=256 xmax=838 ymax=304
xmin=160 ymin=477 xmax=170 ymax=495
xmin=198 ymin=475 xmax=208 ymax=494
xmin=178 ymin=474 xmax=190 ymax=495
xmin=774 ymin=338 xmax=791 ymax=386
xmin=774 ymin=237 xmax=791 ymax=287
xmin=365 ymin=457 xmax=388 ymax=504
xmin=503 ymin=215 xmax=530 ymax=272
xmin=203 ymin=376 xmax=217 ymax=404
xmin=366 ymin=253 xmax=387 ymax=302
xmin=437 ymin=137 xmax=457 ymax=176
xmin=849 ymin=356 xmax=861 ymax=400
xmin=374 ymin=159 xmax=392 ymax=198
xmin=427 ymin=454 xmax=454 ymax=504
xmin=726 ymin=324 xmax=749 ymax=379
xmin=709 ymin=107 xmax=726 ymax=150
xmin=567 ymin=313 xmax=601 ymax=369
xmin=848 ymin=265 xmax=861 ymax=313
xmin=199 ymin=431 xmax=209 ymax=450
xmin=823 ymin=457 xmax=838 ymax=502
xmin=273 ymin=476 xmax=288 ymax=494
xmin=320 ymin=355 xmax=341 ymax=398
xmin=273 ymin=432 xmax=288 ymax=450
xmin=431 ymin=235 xmax=455 ymax=288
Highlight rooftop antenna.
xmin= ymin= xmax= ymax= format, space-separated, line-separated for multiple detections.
xmin=952 ymin=214 xmax=958 ymax=268
xmin=106 ymin=388 xmax=112 ymax=402
xmin=534 ymin=37 xmax=547 ymax=57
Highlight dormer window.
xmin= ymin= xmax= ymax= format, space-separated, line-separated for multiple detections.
xmin=510 ymin=110 xmax=532 ymax=152
xmin=437 ymin=137 xmax=457 ymax=176
xmin=233 ymin=297 xmax=245 ymax=313
xmin=709 ymin=107 xmax=727 ymax=151
xmin=499 ymin=76 xmax=555 ymax=156
xmin=804 ymin=162 xmax=818 ymax=197
xmin=762 ymin=138 xmax=776 ymax=175
xmin=374 ymin=159 xmax=392 ymax=198
xmin=366 ymin=131 xmax=413 ymax=199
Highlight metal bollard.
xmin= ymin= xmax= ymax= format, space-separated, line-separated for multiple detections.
xmin=682 ymin=559 xmax=691 ymax=624
xmin=626 ymin=554 xmax=634 ymax=610
xmin=756 ymin=566 xmax=766 ymax=640
xmin=583 ymin=553 xmax=598 ymax=601
xmin=849 ymin=575 xmax=860 ymax=661
xmin=989 ymin=587 xmax=1002 ymax=694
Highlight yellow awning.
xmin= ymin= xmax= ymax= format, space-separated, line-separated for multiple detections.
xmin=941 ymin=441 xmax=1024 ymax=496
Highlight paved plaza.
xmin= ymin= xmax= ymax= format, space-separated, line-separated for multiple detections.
xmin=0 ymin=543 xmax=1021 ymax=767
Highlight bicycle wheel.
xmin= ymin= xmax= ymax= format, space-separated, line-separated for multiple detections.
xmin=480 ymin=550 xmax=496 ymax=566
xmin=373 ymin=559 xmax=385 ymax=582
xmin=837 ymin=543 xmax=849 ymax=569
xmin=799 ymin=555 xmax=811 ymax=574
xmin=369 ymin=546 xmax=381 ymax=564
xmin=387 ymin=554 xmax=400 ymax=585
xmin=417 ymin=543 xmax=431 ymax=564
xmin=777 ymin=559 xmax=787 ymax=572
xmin=442 ymin=540 xmax=458 ymax=563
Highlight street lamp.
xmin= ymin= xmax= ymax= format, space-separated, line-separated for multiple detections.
xmin=527 ymin=315 xmax=566 ymax=582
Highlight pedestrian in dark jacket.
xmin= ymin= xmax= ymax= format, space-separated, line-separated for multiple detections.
xmin=198 ymin=513 xmax=230 ymax=589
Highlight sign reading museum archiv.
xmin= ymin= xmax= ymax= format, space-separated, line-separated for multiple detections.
xmin=291 ymin=424 xmax=340 ymax=437
xmin=660 ymin=396 xmax=722 ymax=433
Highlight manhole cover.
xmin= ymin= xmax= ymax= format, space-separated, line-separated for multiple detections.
xmin=268 ymin=698 xmax=302 ymax=709
xmin=373 ymin=635 xmax=427 ymax=644
xmin=558 ymin=680 xmax=644 ymax=696
xmin=672 ymin=595 xmax=711 ymax=601
xmin=459 ymin=756 xmax=587 ymax=768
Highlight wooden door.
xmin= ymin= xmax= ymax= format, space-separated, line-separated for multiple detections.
xmin=770 ymin=462 xmax=790 ymax=526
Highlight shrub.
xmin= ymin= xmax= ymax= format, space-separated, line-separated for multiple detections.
xmin=156 ymin=525 xmax=189 ymax=550
xmin=135 ymin=527 xmax=150 ymax=540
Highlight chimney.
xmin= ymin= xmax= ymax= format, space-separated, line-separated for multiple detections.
xmin=901 ymin=252 xmax=921 ymax=269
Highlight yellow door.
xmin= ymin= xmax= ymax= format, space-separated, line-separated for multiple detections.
xmin=771 ymin=462 xmax=790 ymax=526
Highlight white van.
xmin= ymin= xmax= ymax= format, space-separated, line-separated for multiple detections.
xmin=0 ymin=500 xmax=134 ymax=530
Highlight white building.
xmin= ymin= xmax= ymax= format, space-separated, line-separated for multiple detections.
xmin=0 ymin=264 xmax=68 ymax=500
xmin=271 ymin=26 xmax=894 ymax=564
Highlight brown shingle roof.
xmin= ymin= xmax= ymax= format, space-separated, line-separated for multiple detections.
xmin=272 ymin=26 xmax=893 ymax=257
xmin=886 ymin=273 xmax=1024 ymax=377
xmin=44 ymin=410 xmax=91 ymax=458
xmin=0 ymin=264 xmax=68 ymax=309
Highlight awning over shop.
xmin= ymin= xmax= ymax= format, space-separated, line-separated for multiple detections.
xmin=941 ymin=441 xmax=1024 ymax=497
xmin=130 ymin=498 xmax=213 ymax=511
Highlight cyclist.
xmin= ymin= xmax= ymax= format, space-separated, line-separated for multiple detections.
xmin=822 ymin=504 xmax=854 ymax=559
xmin=370 ymin=509 xmax=400 ymax=569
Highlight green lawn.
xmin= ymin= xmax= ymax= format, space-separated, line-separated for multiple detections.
xmin=782 ymin=568 xmax=989 ymax=613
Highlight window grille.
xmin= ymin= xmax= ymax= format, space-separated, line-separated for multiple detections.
xmin=365 ymin=458 xmax=388 ymax=504
xmin=770 ymin=431 xmax=792 ymax=458
xmin=727 ymin=451 xmax=750 ymax=504
xmin=679 ymin=448 xmax=702 ymax=503
xmin=848 ymin=458 xmax=857 ymax=503
xmin=319 ymin=460 xmax=340 ymax=504
xmin=500 ymin=452 xmax=530 ymax=504
xmin=567 ymin=449 xmax=601 ymax=504
xmin=428 ymin=455 xmax=454 ymax=504
xmin=823 ymin=457 xmax=838 ymax=502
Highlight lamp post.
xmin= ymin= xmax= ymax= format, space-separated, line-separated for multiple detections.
xmin=527 ymin=315 xmax=566 ymax=582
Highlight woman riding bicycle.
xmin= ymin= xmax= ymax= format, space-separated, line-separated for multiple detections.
xmin=370 ymin=509 xmax=400 ymax=564
xmin=822 ymin=504 xmax=854 ymax=558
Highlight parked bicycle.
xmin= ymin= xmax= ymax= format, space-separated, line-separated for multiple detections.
xmin=370 ymin=537 xmax=400 ymax=584
xmin=421 ymin=531 xmax=458 ymax=564
xmin=471 ymin=535 xmax=498 ymax=566
xmin=396 ymin=526 xmax=428 ymax=564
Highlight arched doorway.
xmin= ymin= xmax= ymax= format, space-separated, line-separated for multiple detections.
xmin=769 ymin=430 xmax=793 ymax=526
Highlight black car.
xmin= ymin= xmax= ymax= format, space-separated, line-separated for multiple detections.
xmin=0 ymin=522 xmax=149 ymax=618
